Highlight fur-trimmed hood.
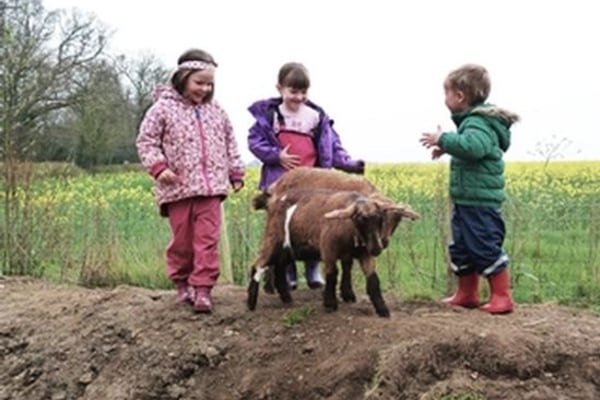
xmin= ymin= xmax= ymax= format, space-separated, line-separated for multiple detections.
xmin=451 ymin=104 xmax=519 ymax=152
xmin=470 ymin=104 xmax=520 ymax=126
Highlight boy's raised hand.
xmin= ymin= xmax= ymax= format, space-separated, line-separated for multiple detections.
xmin=420 ymin=125 xmax=442 ymax=148
xmin=431 ymin=146 xmax=445 ymax=160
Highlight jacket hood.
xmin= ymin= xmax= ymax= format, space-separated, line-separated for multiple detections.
xmin=454 ymin=104 xmax=519 ymax=152
xmin=248 ymin=97 xmax=326 ymax=119
xmin=247 ymin=97 xmax=280 ymax=119
xmin=151 ymin=84 xmax=185 ymax=103
xmin=471 ymin=104 xmax=520 ymax=126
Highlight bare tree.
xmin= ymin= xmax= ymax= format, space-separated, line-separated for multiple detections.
xmin=1 ymin=0 xmax=107 ymax=273
xmin=115 ymin=52 xmax=170 ymax=130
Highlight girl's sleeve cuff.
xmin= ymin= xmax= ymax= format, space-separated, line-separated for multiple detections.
xmin=150 ymin=162 xmax=168 ymax=179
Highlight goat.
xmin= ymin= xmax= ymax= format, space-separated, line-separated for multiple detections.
xmin=255 ymin=167 xmax=406 ymax=248
xmin=253 ymin=167 xmax=419 ymax=293
xmin=247 ymin=188 xmax=419 ymax=317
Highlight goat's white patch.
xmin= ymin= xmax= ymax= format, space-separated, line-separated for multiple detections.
xmin=253 ymin=266 xmax=267 ymax=283
xmin=283 ymin=204 xmax=298 ymax=249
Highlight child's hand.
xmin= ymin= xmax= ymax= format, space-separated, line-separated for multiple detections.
xmin=156 ymin=168 xmax=179 ymax=185
xmin=279 ymin=145 xmax=301 ymax=170
xmin=343 ymin=160 xmax=365 ymax=175
xmin=232 ymin=181 xmax=243 ymax=192
xmin=431 ymin=146 xmax=445 ymax=160
xmin=420 ymin=125 xmax=442 ymax=149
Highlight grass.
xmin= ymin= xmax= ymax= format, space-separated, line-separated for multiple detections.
xmin=282 ymin=305 xmax=316 ymax=327
xmin=1 ymin=161 xmax=599 ymax=309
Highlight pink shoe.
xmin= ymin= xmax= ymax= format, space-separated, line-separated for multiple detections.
xmin=192 ymin=287 xmax=213 ymax=313
xmin=175 ymin=281 xmax=193 ymax=305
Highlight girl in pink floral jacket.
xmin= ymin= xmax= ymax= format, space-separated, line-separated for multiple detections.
xmin=136 ymin=48 xmax=245 ymax=313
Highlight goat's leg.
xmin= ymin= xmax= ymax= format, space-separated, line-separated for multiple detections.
xmin=273 ymin=254 xmax=293 ymax=304
xmin=263 ymin=267 xmax=275 ymax=294
xmin=360 ymin=257 xmax=390 ymax=318
xmin=340 ymin=258 xmax=356 ymax=303
xmin=322 ymin=259 xmax=339 ymax=311
xmin=247 ymin=234 xmax=284 ymax=310
xmin=247 ymin=265 xmax=268 ymax=310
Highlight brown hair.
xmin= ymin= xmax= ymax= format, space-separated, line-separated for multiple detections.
xmin=445 ymin=64 xmax=491 ymax=106
xmin=171 ymin=48 xmax=218 ymax=102
xmin=278 ymin=62 xmax=310 ymax=90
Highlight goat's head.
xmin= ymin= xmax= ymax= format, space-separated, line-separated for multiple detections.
xmin=324 ymin=198 xmax=386 ymax=256
xmin=377 ymin=202 xmax=421 ymax=247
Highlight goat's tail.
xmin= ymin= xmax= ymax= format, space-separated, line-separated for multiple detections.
xmin=252 ymin=192 xmax=270 ymax=210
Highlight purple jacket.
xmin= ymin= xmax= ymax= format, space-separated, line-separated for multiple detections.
xmin=247 ymin=97 xmax=364 ymax=190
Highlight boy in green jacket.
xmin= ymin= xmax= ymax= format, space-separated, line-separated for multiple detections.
xmin=420 ymin=64 xmax=519 ymax=314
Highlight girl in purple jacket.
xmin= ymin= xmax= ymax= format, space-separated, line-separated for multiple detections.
xmin=247 ymin=62 xmax=364 ymax=290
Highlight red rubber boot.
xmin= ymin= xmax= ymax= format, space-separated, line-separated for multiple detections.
xmin=442 ymin=273 xmax=480 ymax=308
xmin=480 ymin=269 xmax=514 ymax=314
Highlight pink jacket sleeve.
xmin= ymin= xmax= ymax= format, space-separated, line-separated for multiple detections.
xmin=136 ymin=104 xmax=168 ymax=178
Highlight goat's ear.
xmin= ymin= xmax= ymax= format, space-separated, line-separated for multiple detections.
xmin=401 ymin=208 xmax=421 ymax=220
xmin=324 ymin=203 xmax=356 ymax=219
xmin=384 ymin=203 xmax=421 ymax=221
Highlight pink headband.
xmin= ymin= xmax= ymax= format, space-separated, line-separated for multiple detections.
xmin=178 ymin=60 xmax=215 ymax=71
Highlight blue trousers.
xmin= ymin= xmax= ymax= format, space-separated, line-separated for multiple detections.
xmin=449 ymin=205 xmax=509 ymax=277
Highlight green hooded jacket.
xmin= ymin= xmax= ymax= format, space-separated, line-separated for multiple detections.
xmin=438 ymin=104 xmax=520 ymax=208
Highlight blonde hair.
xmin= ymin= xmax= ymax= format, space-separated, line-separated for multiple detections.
xmin=445 ymin=64 xmax=491 ymax=105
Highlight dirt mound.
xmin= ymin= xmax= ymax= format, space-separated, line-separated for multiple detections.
xmin=1 ymin=276 xmax=599 ymax=400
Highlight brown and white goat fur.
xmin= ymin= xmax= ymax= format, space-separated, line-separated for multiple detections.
xmin=256 ymin=167 xmax=409 ymax=248
xmin=253 ymin=167 xmax=420 ymax=294
xmin=247 ymin=188 xmax=419 ymax=317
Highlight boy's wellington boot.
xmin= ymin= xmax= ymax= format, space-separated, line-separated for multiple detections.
xmin=442 ymin=273 xmax=480 ymax=308
xmin=480 ymin=269 xmax=514 ymax=314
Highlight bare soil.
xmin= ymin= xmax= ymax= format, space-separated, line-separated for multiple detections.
xmin=1 ymin=276 xmax=599 ymax=400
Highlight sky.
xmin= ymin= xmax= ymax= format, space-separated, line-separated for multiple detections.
xmin=45 ymin=0 xmax=600 ymax=164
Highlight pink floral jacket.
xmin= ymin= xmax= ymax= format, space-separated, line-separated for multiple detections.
xmin=136 ymin=85 xmax=245 ymax=215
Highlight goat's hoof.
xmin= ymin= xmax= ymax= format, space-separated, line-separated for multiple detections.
xmin=247 ymin=282 xmax=259 ymax=311
xmin=323 ymin=300 xmax=338 ymax=312
xmin=341 ymin=293 xmax=357 ymax=303
xmin=279 ymin=292 xmax=293 ymax=304
xmin=263 ymin=282 xmax=275 ymax=295
xmin=376 ymin=307 xmax=390 ymax=318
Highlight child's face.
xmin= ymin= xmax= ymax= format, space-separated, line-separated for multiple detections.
xmin=183 ymin=69 xmax=215 ymax=105
xmin=444 ymin=81 xmax=467 ymax=113
xmin=278 ymin=85 xmax=308 ymax=112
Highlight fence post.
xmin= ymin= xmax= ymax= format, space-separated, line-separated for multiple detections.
xmin=220 ymin=203 xmax=233 ymax=284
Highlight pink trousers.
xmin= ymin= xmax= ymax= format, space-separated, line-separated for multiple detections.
xmin=165 ymin=196 xmax=222 ymax=288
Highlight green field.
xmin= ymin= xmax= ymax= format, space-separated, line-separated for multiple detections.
xmin=2 ymin=161 xmax=599 ymax=309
